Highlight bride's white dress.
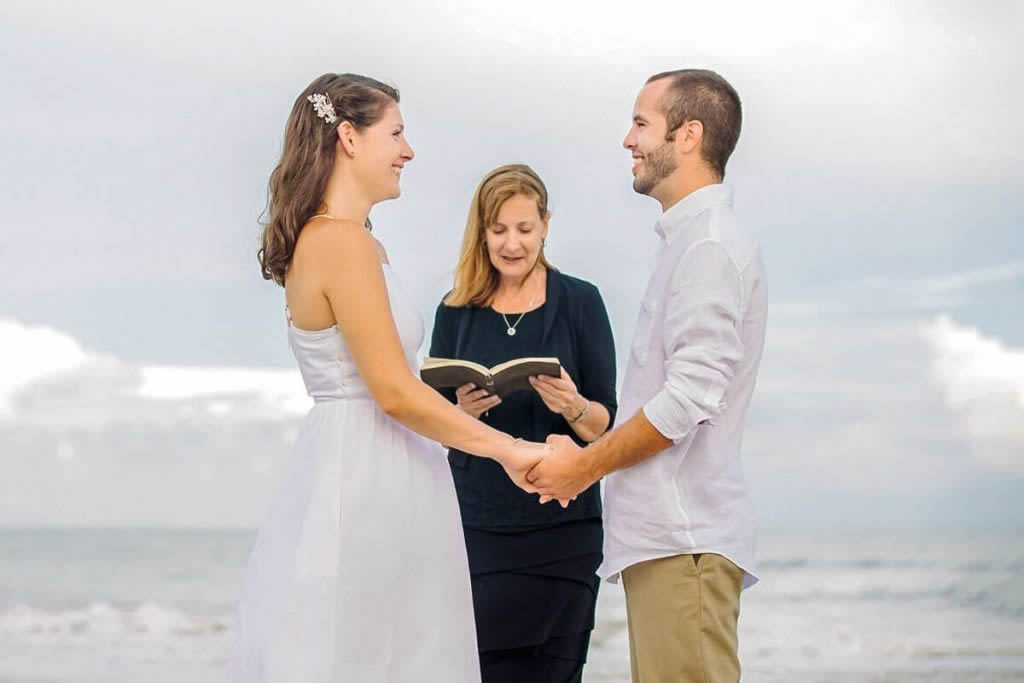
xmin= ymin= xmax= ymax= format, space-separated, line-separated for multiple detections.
xmin=227 ymin=263 xmax=480 ymax=682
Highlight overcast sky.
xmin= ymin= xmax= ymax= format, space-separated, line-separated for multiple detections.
xmin=2 ymin=0 xmax=1022 ymax=527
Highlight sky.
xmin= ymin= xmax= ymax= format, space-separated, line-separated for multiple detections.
xmin=1 ymin=0 xmax=1022 ymax=527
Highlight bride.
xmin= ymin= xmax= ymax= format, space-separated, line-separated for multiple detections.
xmin=227 ymin=73 xmax=551 ymax=682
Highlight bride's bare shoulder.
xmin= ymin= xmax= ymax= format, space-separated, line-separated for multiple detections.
xmin=295 ymin=217 xmax=377 ymax=263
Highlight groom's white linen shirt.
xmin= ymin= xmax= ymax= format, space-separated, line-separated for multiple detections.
xmin=599 ymin=183 xmax=767 ymax=589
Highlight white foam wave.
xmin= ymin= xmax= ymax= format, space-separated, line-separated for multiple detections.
xmin=0 ymin=602 xmax=230 ymax=637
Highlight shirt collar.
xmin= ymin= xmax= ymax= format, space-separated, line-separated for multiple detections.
xmin=654 ymin=183 xmax=733 ymax=244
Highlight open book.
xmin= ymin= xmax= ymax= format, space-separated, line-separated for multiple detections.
xmin=420 ymin=357 xmax=561 ymax=398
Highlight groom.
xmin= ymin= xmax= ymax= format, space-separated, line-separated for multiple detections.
xmin=527 ymin=69 xmax=767 ymax=682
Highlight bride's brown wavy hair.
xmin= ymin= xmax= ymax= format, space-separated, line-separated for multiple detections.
xmin=258 ymin=73 xmax=399 ymax=285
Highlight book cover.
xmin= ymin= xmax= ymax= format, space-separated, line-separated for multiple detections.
xmin=420 ymin=357 xmax=561 ymax=398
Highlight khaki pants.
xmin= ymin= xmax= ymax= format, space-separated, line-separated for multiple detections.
xmin=621 ymin=553 xmax=743 ymax=683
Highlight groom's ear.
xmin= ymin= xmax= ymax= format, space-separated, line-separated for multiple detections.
xmin=675 ymin=119 xmax=705 ymax=157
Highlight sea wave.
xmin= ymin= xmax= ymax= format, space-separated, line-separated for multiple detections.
xmin=0 ymin=602 xmax=230 ymax=637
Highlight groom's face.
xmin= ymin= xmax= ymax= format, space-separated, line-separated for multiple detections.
xmin=623 ymin=80 xmax=677 ymax=197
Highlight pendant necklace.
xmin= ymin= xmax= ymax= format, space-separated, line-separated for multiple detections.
xmin=500 ymin=272 xmax=542 ymax=337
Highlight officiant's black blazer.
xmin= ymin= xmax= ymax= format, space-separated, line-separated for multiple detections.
xmin=429 ymin=268 xmax=617 ymax=527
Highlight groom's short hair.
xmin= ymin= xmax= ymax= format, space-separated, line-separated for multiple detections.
xmin=646 ymin=69 xmax=742 ymax=179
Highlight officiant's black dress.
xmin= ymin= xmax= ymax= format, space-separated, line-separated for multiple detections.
xmin=430 ymin=269 xmax=617 ymax=683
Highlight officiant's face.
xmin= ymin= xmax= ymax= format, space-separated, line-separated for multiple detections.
xmin=485 ymin=193 xmax=549 ymax=282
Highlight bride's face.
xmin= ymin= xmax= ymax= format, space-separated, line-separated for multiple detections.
xmin=350 ymin=103 xmax=414 ymax=202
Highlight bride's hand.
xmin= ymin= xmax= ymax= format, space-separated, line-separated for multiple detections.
xmin=500 ymin=441 xmax=573 ymax=508
xmin=499 ymin=440 xmax=545 ymax=492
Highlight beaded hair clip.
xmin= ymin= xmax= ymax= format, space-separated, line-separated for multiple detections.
xmin=307 ymin=93 xmax=337 ymax=124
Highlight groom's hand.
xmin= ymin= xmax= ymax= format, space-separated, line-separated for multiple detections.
xmin=527 ymin=434 xmax=595 ymax=503
xmin=502 ymin=444 xmax=575 ymax=508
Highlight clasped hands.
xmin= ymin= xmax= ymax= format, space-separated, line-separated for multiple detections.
xmin=456 ymin=369 xmax=597 ymax=507
xmin=502 ymin=434 xmax=598 ymax=508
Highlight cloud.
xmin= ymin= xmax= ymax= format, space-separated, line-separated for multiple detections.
xmin=772 ymin=260 xmax=1024 ymax=318
xmin=740 ymin=307 xmax=1024 ymax=526
xmin=0 ymin=318 xmax=310 ymax=526
xmin=923 ymin=316 xmax=1024 ymax=474
xmin=851 ymin=261 xmax=1024 ymax=298
xmin=745 ymin=317 xmax=967 ymax=497
xmin=4 ymin=308 xmax=1023 ymax=528
xmin=138 ymin=366 xmax=309 ymax=417
xmin=0 ymin=320 xmax=91 ymax=417
xmin=0 ymin=318 xmax=308 ymax=426
xmin=917 ymin=261 xmax=1024 ymax=294
xmin=725 ymin=310 xmax=1023 ymax=532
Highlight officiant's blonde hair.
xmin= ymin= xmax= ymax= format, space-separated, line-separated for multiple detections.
xmin=445 ymin=164 xmax=554 ymax=308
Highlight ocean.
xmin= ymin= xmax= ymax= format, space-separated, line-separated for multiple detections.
xmin=1 ymin=528 xmax=1022 ymax=682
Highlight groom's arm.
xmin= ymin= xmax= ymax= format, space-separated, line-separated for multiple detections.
xmin=581 ymin=410 xmax=673 ymax=478
xmin=641 ymin=239 xmax=745 ymax=442
xmin=527 ymin=412 xmax=670 ymax=498
xmin=529 ymin=239 xmax=745 ymax=496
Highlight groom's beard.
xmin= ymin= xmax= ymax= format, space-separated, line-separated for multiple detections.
xmin=633 ymin=140 xmax=677 ymax=196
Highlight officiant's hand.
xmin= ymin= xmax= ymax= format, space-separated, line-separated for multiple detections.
xmin=527 ymin=434 xmax=596 ymax=503
xmin=456 ymin=383 xmax=501 ymax=419
xmin=529 ymin=368 xmax=584 ymax=420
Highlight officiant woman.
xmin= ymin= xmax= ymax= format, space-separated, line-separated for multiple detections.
xmin=429 ymin=163 xmax=617 ymax=682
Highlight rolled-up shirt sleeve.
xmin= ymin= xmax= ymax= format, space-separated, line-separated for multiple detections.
xmin=643 ymin=239 xmax=745 ymax=442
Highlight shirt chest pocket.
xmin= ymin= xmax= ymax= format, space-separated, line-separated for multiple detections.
xmin=630 ymin=293 xmax=660 ymax=367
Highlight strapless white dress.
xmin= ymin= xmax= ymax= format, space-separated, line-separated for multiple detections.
xmin=227 ymin=263 xmax=480 ymax=682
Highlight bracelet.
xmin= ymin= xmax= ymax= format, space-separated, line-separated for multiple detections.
xmin=567 ymin=398 xmax=589 ymax=424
